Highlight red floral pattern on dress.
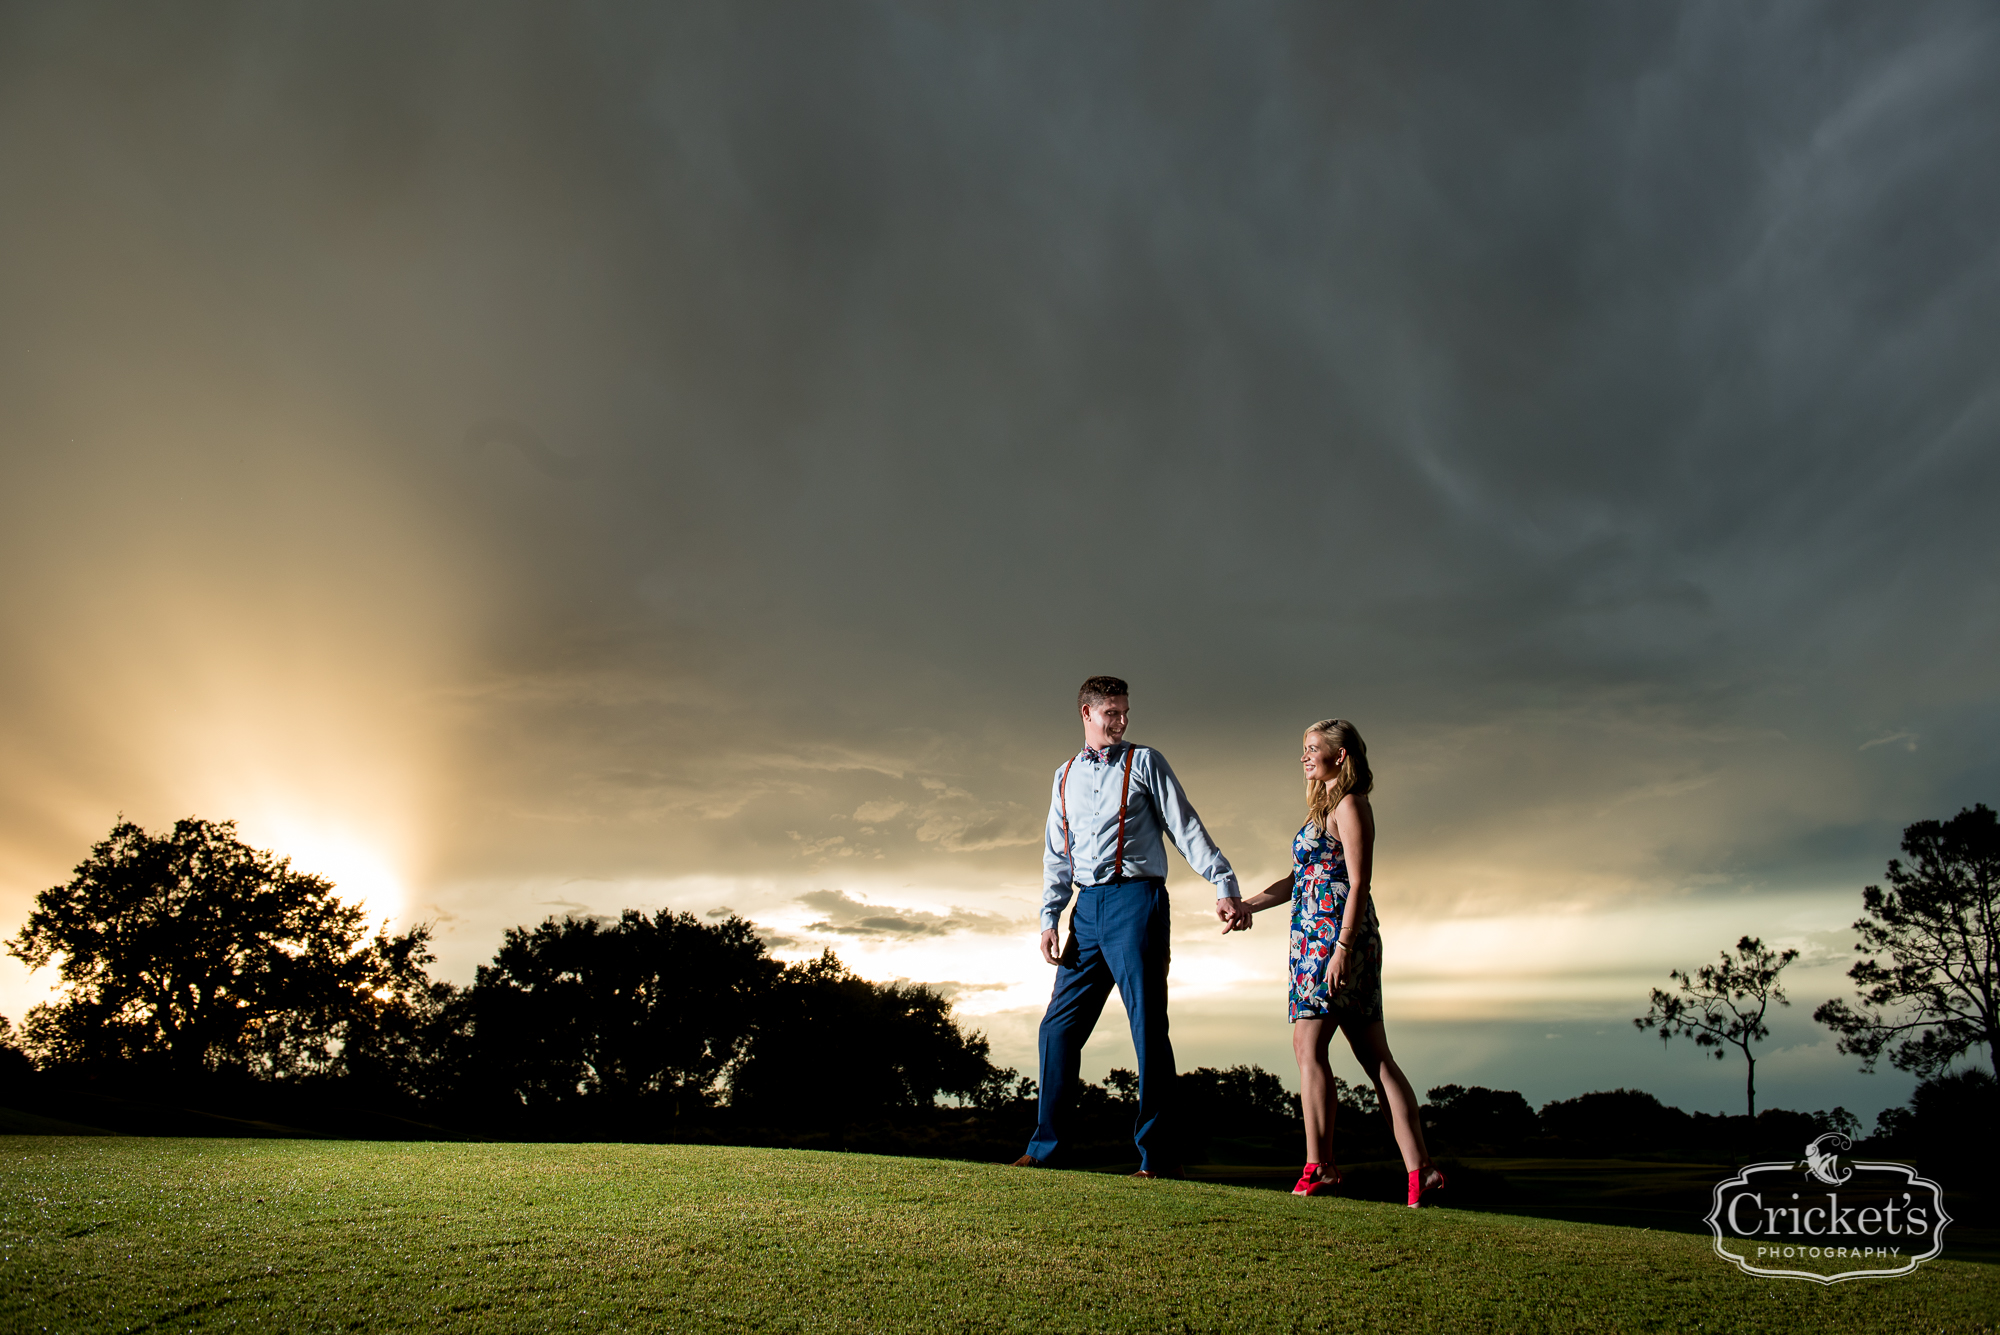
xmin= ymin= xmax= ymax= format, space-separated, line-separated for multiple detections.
xmin=1287 ymin=820 xmax=1383 ymax=1024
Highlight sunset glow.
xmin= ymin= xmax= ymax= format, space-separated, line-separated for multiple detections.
xmin=2 ymin=5 xmax=1994 ymax=1130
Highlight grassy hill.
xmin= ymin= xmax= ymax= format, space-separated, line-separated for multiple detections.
xmin=2 ymin=1137 xmax=1993 ymax=1332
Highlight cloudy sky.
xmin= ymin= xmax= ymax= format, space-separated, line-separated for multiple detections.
xmin=3 ymin=1 xmax=1995 ymax=1121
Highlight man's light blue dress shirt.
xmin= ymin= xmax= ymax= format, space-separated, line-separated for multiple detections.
xmin=1040 ymin=741 xmax=1241 ymax=930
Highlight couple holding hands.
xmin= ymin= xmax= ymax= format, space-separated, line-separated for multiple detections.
xmin=1010 ymin=675 xmax=1445 ymax=1208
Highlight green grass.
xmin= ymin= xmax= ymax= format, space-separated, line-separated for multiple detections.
xmin=2 ymin=1137 xmax=1993 ymax=1332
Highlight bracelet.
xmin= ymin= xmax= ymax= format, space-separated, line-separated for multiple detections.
xmin=1333 ymin=942 xmax=1348 ymax=952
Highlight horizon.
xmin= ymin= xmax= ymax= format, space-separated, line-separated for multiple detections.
xmin=4 ymin=2 xmax=1997 ymax=1127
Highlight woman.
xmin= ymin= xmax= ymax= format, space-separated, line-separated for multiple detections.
xmin=1231 ymin=718 xmax=1445 ymax=1207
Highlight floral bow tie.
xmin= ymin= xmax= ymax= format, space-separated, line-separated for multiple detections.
xmin=1083 ymin=744 xmax=1119 ymax=764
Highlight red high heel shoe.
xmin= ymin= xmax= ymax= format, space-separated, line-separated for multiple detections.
xmin=1292 ymin=1162 xmax=1341 ymax=1196
xmin=1407 ymin=1165 xmax=1447 ymax=1208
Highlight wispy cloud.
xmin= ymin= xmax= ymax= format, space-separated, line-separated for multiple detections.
xmin=536 ymin=897 xmax=612 ymax=925
xmin=907 ymin=980 xmax=1016 ymax=1004
xmin=795 ymin=889 xmax=1022 ymax=939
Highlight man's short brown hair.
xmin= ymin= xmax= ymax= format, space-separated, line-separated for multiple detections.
xmin=1078 ymin=676 xmax=1129 ymax=710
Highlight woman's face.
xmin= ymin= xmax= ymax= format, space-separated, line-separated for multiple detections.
xmin=1302 ymin=733 xmax=1345 ymax=783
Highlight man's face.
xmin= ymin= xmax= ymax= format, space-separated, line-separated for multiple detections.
xmin=1082 ymin=695 xmax=1130 ymax=746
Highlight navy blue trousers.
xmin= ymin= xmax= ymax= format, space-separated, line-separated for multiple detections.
xmin=1025 ymin=879 xmax=1176 ymax=1170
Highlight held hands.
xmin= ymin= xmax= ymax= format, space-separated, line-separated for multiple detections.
xmin=1215 ymin=896 xmax=1253 ymax=934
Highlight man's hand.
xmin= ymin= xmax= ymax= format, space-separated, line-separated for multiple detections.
xmin=1040 ymin=927 xmax=1061 ymax=966
xmin=1216 ymin=897 xmax=1252 ymax=933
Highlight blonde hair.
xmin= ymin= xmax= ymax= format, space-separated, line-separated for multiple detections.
xmin=1304 ymin=718 xmax=1373 ymax=832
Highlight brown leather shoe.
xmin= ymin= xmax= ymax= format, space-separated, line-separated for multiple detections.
xmin=1009 ymin=1154 xmax=1044 ymax=1168
xmin=1130 ymin=1166 xmax=1185 ymax=1180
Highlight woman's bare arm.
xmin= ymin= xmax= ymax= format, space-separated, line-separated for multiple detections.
xmin=1220 ymin=873 xmax=1292 ymax=933
xmin=1329 ymin=794 xmax=1374 ymax=985
xmin=1240 ymin=873 xmax=1293 ymax=913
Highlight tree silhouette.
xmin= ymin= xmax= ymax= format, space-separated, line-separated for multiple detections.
xmin=311 ymin=926 xmax=460 ymax=1104
xmin=466 ymin=909 xmax=780 ymax=1126
xmin=730 ymin=951 xmax=1004 ymax=1124
xmin=1814 ymin=804 xmax=1999 ymax=1079
xmin=1177 ymin=1064 xmax=1299 ymax=1125
xmin=0 ymin=1014 xmax=33 ymax=1086
xmin=1424 ymin=1084 xmax=1539 ymax=1151
xmin=1635 ymin=935 xmax=1798 ymax=1118
xmin=5 ymin=817 xmax=431 ymax=1083
xmin=1539 ymin=1088 xmax=1689 ymax=1148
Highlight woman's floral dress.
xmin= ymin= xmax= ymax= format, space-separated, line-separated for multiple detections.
xmin=1288 ymin=819 xmax=1383 ymax=1025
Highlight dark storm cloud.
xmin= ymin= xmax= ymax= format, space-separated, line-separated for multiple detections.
xmin=0 ymin=0 xmax=1995 ymax=983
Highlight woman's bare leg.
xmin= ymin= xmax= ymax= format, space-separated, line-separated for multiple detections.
xmin=1342 ymin=1020 xmax=1432 ymax=1174
xmin=1292 ymin=1017 xmax=1338 ymax=1165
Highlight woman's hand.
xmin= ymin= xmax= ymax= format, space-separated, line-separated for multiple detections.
xmin=1328 ymin=941 xmax=1350 ymax=992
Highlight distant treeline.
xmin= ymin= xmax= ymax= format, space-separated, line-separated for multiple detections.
xmin=1049 ymin=1067 xmax=1997 ymax=1177
xmin=4 ymin=902 xmax=1018 ymax=1143
xmin=3 ymin=817 xmax=1993 ymax=1179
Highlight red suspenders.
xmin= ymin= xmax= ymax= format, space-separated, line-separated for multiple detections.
xmin=1059 ymin=745 xmax=1137 ymax=884
xmin=1114 ymin=744 xmax=1134 ymax=877
xmin=1058 ymin=757 xmax=1076 ymax=868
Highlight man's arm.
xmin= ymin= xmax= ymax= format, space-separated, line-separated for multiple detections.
xmin=1040 ymin=765 xmax=1077 ymax=965
xmin=1143 ymin=750 xmax=1249 ymax=927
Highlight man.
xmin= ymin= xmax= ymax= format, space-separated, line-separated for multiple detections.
xmin=1012 ymin=675 xmax=1249 ymax=1176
